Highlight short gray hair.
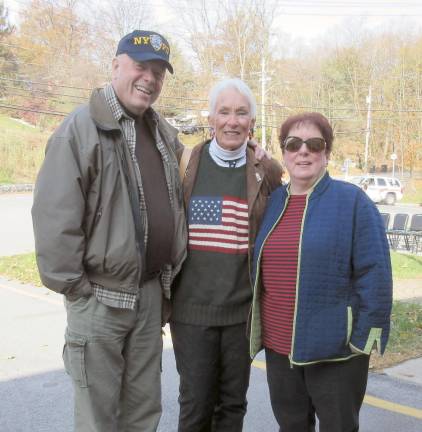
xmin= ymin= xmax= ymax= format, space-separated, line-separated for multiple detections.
xmin=208 ymin=78 xmax=256 ymax=119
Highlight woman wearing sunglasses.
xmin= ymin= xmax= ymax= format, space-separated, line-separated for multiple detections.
xmin=249 ymin=112 xmax=392 ymax=431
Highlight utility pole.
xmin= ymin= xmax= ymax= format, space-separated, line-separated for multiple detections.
xmin=261 ymin=57 xmax=266 ymax=150
xmin=364 ymin=86 xmax=372 ymax=172
xmin=252 ymin=57 xmax=271 ymax=150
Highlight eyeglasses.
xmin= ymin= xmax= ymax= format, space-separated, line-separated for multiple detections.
xmin=283 ymin=136 xmax=326 ymax=153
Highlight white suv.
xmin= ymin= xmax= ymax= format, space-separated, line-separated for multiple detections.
xmin=359 ymin=176 xmax=404 ymax=205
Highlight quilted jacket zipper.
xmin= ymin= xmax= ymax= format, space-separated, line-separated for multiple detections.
xmin=288 ymin=193 xmax=309 ymax=368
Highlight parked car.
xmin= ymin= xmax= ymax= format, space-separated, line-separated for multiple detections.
xmin=164 ymin=117 xmax=180 ymax=130
xmin=180 ymin=124 xmax=199 ymax=135
xmin=359 ymin=175 xmax=404 ymax=205
xmin=346 ymin=175 xmax=365 ymax=186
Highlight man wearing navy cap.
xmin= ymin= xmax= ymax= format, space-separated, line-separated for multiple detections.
xmin=32 ymin=30 xmax=187 ymax=431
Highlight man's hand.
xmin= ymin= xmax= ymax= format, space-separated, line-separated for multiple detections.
xmin=248 ymin=139 xmax=272 ymax=161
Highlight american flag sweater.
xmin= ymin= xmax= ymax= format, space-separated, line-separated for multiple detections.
xmin=171 ymin=147 xmax=251 ymax=326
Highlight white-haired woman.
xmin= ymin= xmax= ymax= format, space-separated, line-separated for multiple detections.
xmin=170 ymin=78 xmax=283 ymax=431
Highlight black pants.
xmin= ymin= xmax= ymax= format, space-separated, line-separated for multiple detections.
xmin=265 ymin=349 xmax=370 ymax=432
xmin=170 ymin=322 xmax=251 ymax=432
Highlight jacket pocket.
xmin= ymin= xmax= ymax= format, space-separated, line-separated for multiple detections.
xmin=63 ymin=331 xmax=88 ymax=388
xmin=346 ymin=306 xmax=353 ymax=345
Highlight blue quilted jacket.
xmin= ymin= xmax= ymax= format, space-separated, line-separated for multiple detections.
xmin=249 ymin=173 xmax=392 ymax=365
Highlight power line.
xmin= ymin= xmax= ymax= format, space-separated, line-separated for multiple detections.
xmin=3 ymin=84 xmax=90 ymax=99
xmin=6 ymin=93 xmax=76 ymax=104
xmin=4 ymin=81 xmax=422 ymax=114
xmin=198 ymin=0 xmax=422 ymax=5
xmin=0 ymin=77 xmax=94 ymax=91
xmin=0 ymin=77 xmax=212 ymax=103
xmin=1 ymin=76 xmax=420 ymax=111
xmin=276 ymin=0 xmax=422 ymax=7
xmin=6 ymin=2 xmax=422 ymax=35
xmin=0 ymin=103 xmax=68 ymax=116
xmin=2 ymin=102 xmax=422 ymax=125
xmin=276 ymin=12 xmax=422 ymax=17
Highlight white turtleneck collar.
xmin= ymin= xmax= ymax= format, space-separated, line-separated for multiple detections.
xmin=208 ymin=137 xmax=247 ymax=168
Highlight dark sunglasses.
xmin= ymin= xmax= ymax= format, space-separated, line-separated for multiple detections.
xmin=283 ymin=136 xmax=326 ymax=153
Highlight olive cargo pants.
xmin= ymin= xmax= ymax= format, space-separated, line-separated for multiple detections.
xmin=63 ymin=278 xmax=162 ymax=432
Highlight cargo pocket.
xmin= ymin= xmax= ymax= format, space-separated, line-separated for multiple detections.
xmin=63 ymin=332 xmax=88 ymax=388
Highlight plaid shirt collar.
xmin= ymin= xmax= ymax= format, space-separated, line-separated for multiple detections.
xmin=104 ymin=84 xmax=159 ymax=125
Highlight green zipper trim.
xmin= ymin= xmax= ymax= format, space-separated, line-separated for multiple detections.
xmin=288 ymin=172 xmax=327 ymax=366
xmin=349 ymin=343 xmax=366 ymax=355
xmin=288 ymin=194 xmax=308 ymax=366
xmin=351 ymin=327 xmax=383 ymax=355
xmin=346 ymin=306 xmax=353 ymax=345
xmin=250 ymin=172 xmax=328 ymax=360
xmin=289 ymin=352 xmax=361 ymax=367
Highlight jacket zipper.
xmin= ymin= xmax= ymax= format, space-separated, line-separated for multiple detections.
xmin=288 ymin=172 xmax=326 ymax=367
xmin=288 ymin=194 xmax=309 ymax=368
xmin=117 ymin=132 xmax=143 ymax=288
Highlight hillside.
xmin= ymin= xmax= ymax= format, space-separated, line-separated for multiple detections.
xmin=0 ymin=115 xmax=52 ymax=184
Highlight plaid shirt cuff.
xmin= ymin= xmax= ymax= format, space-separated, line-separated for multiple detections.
xmin=92 ymin=282 xmax=137 ymax=310
xmin=160 ymin=265 xmax=172 ymax=293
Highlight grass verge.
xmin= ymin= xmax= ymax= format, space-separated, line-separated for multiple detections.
xmin=391 ymin=250 xmax=422 ymax=279
xmin=0 ymin=251 xmax=421 ymax=369
xmin=0 ymin=252 xmax=42 ymax=286
xmin=370 ymin=301 xmax=422 ymax=370
xmin=1 ymin=251 xmax=420 ymax=288
xmin=402 ymin=178 xmax=422 ymax=204
xmin=0 ymin=116 xmax=50 ymax=184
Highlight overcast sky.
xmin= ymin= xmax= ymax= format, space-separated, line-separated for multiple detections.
xmin=152 ymin=0 xmax=422 ymax=44
xmin=5 ymin=0 xmax=422 ymax=47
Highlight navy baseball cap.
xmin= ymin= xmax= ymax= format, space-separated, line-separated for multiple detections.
xmin=116 ymin=30 xmax=174 ymax=74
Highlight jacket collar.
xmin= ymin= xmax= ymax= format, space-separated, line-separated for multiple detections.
xmin=308 ymin=171 xmax=331 ymax=198
xmin=89 ymin=86 xmax=160 ymax=132
xmin=286 ymin=171 xmax=331 ymax=199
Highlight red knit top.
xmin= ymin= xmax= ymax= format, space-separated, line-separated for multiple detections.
xmin=261 ymin=194 xmax=307 ymax=355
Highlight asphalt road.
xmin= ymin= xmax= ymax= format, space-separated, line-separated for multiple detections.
xmin=0 ymin=193 xmax=421 ymax=431
xmin=0 ymin=194 xmax=419 ymax=258
xmin=1 ymin=279 xmax=421 ymax=431
xmin=0 ymin=193 xmax=34 ymax=256
xmin=0 ymin=279 xmax=278 ymax=432
xmin=1 ymin=194 xmax=420 ymax=272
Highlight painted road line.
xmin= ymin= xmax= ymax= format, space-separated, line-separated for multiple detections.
xmin=252 ymin=360 xmax=267 ymax=370
xmin=252 ymin=360 xmax=422 ymax=420
xmin=6 ymin=281 xmax=421 ymax=420
xmin=364 ymin=395 xmax=422 ymax=420
xmin=0 ymin=282 xmax=62 ymax=306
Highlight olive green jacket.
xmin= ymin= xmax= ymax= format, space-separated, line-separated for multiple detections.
xmin=32 ymin=88 xmax=187 ymax=301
